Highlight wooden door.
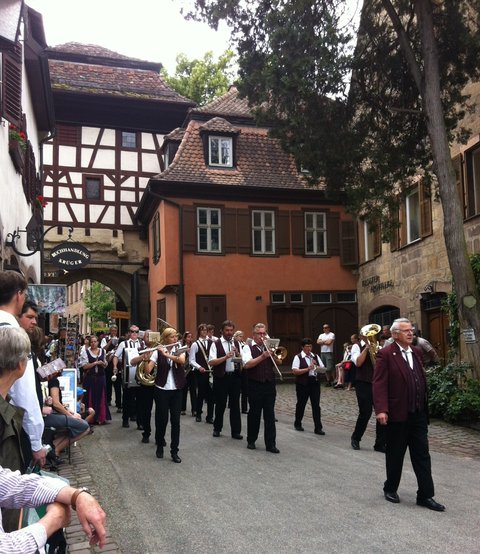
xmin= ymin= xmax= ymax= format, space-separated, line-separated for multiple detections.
xmin=427 ymin=310 xmax=449 ymax=364
xmin=196 ymin=295 xmax=226 ymax=335
xmin=270 ymin=307 xmax=304 ymax=365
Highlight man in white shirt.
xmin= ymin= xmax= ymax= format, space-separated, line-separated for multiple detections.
xmin=316 ymin=324 xmax=335 ymax=386
xmin=0 ymin=271 xmax=46 ymax=467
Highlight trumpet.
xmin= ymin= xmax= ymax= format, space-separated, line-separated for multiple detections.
xmin=262 ymin=338 xmax=286 ymax=381
xmin=137 ymin=341 xmax=187 ymax=356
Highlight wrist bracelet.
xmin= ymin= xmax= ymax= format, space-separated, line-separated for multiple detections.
xmin=71 ymin=487 xmax=92 ymax=510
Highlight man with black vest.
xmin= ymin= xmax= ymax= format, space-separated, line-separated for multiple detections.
xmin=209 ymin=320 xmax=243 ymax=440
xmin=189 ymin=323 xmax=214 ymax=423
xmin=112 ymin=325 xmax=144 ymax=428
xmin=242 ymin=323 xmax=279 ymax=453
xmin=350 ymin=329 xmax=387 ymax=452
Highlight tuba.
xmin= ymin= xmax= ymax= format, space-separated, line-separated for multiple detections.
xmin=135 ymin=331 xmax=161 ymax=386
xmin=359 ymin=323 xmax=381 ymax=365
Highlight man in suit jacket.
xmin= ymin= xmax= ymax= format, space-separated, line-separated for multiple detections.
xmin=373 ymin=318 xmax=445 ymax=512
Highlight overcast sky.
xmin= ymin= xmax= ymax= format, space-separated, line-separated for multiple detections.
xmin=27 ymin=0 xmax=233 ymax=74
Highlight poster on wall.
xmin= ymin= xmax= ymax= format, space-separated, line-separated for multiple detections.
xmin=27 ymin=284 xmax=67 ymax=315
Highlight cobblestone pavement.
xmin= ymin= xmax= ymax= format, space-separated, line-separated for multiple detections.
xmin=58 ymin=382 xmax=479 ymax=552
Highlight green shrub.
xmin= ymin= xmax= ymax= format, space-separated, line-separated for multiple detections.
xmin=426 ymin=362 xmax=480 ymax=423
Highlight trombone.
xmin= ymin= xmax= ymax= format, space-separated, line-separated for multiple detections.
xmin=262 ymin=338 xmax=286 ymax=381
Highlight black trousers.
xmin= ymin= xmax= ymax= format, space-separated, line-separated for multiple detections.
xmin=196 ymin=372 xmax=214 ymax=420
xmin=154 ymin=387 xmax=182 ymax=454
xmin=351 ymin=380 xmax=386 ymax=447
xmin=213 ymin=373 xmax=241 ymax=435
xmin=384 ymin=411 xmax=434 ymax=499
xmin=295 ymin=378 xmax=322 ymax=431
xmin=182 ymin=371 xmax=198 ymax=413
xmin=247 ymin=380 xmax=276 ymax=447
xmin=138 ymin=384 xmax=154 ymax=438
xmin=113 ymin=373 xmax=122 ymax=409
xmin=241 ymin=371 xmax=249 ymax=412
xmin=105 ymin=361 xmax=114 ymax=404
xmin=122 ymin=386 xmax=137 ymax=425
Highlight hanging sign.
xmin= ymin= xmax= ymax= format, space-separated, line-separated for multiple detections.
xmin=50 ymin=242 xmax=91 ymax=269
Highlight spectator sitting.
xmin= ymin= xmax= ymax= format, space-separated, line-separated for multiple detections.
xmin=77 ymin=388 xmax=95 ymax=426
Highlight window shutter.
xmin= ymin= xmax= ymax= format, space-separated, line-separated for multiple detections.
xmin=420 ymin=182 xmax=432 ymax=238
xmin=399 ymin=201 xmax=407 ymax=248
xmin=236 ymin=209 xmax=251 ymax=254
xmin=389 ymin=212 xmax=400 ymax=252
xmin=182 ymin=206 xmax=196 ymax=252
xmin=277 ymin=210 xmax=290 ymax=255
xmin=291 ymin=211 xmax=304 ymax=255
xmin=2 ymin=47 xmax=22 ymax=126
xmin=224 ymin=207 xmax=237 ymax=253
xmin=340 ymin=220 xmax=358 ymax=266
xmin=326 ymin=211 xmax=340 ymax=256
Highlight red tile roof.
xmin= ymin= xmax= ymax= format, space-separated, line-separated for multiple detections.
xmin=155 ymin=118 xmax=316 ymax=190
xmin=199 ymin=117 xmax=240 ymax=134
xmin=47 ymin=43 xmax=193 ymax=105
xmin=191 ymin=85 xmax=253 ymax=119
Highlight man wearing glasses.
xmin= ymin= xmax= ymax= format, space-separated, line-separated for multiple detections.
xmin=373 ymin=318 xmax=445 ymax=512
xmin=112 ymin=326 xmax=144 ymax=428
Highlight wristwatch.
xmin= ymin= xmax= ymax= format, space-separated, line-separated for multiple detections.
xmin=71 ymin=487 xmax=92 ymax=510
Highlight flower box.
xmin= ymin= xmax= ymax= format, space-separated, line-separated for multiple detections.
xmin=9 ymin=139 xmax=25 ymax=173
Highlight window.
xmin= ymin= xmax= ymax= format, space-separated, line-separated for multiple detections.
xmin=336 ymin=292 xmax=357 ymax=303
xmin=290 ymin=293 xmax=303 ymax=303
xmin=305 ymin=212 xmax=326 ymax=255
xmin=209 ymin=136 xmax=233 ymax=167
xmin=406 ymin=189 xmax=420 ymax=243
xmin=363 ymin=221 xmax=381 ymax=261
xmin=121 ymin=131 xmax=137 ymax=149
xmin=271 ymin=293 xmax=286 ymax=303
xmin=152 ymin=213 xmax=160 ymax=264
xmin=85 ymin=177 xmax=102 ymax=200
xmin=197 ymin=207 xmax=221 ymax=253
xmin=252 ymin=210 xmax=275 ymax=254
xmin=312 ymin=293 xmax=332 ymax=303
xmin=465 ymin=145 xmax=480 ymax=218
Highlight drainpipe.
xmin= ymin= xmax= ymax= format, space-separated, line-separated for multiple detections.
xmin=143 ymin=191 xmax=185 ymax=332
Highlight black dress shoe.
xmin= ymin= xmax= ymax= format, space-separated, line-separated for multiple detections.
xmin=122 ymin=422 xmax=130 ymax=428
xmin=351 ymin=438 xmax=360 ymax=450
xmin=213 ymin=430 xmax=221 ymax=437
xmin=416 ymin=497 xmax=445 ymax=512
xmin=232 ymin=434 xmax=243 ymax=440
xmin=195 ymin=416 xmax=202 ymax=422
xmin=171 ymin=453 xmax=182 ymax=463
xmin=247 ymin=443 xmax=256 ymax=450
xmin=294 ymin=425 xmax=304 ymax=431
xmin=137 ymin=425 xmax=144 ymax=431
xmin=314 ymin=429 xmax=325 ymax=435
xmin=266 ymin=446 xmax=280 ymax=453
xmin=141 ymin=436 xmax=150 ymax=444
xmin=205 ymin=418 xmax=214 ymax=424
xmin=116 ymin=408 xmax=123 ymax=413
xmin=156 ymin=448 xmax=164 ymax=459
xmin=384 ymin=491 xmax=400 ymax=503
xmin=130 ymin=416 xmax=137 ymax=422
xmin=374 ymin=444 xmax=386 ymax=453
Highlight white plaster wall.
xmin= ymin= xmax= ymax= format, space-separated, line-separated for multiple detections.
xmin=121 ymin=151 xmax=138 ymax=171
xmin=43 ymin=142 xmax=53 ymax=165
xmin=100 ymin=128 xmax=116 ymax=147
xmin=81 ymin=147 xmax=94 ymax=167
xmin=120 ymin=205 xmax=131 ymax=225
xmin=104 ymin=190 xmax=116 ymax=202
xmin=121 ymin=190 xmax=136 ymax=202
xmin=142 ymin=133 xmax=155 ymax=149
xmin=82 ymin=127 xmax=101 ymax=145
xmin=142 ymin=152 xmax=161 ymax=173
xmin=59 ymin=146 xmax=77 ymax=167
xmin=93 ymin=149 xmax=115 ymax=168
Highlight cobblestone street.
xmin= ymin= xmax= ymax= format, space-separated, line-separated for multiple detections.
xmin=58 ymin=382 xmax=480 ymax=553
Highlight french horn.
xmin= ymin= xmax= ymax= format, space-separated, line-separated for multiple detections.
xmin=359 ymin=323 xmax=381 ymax=365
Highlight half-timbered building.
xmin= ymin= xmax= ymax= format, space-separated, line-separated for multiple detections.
xmin=136 ymin=87 xmax=359 ymax=363
xmin=41 ymin=43 xmax=194 ymax=327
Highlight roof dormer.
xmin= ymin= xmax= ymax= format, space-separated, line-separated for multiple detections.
xmin=199 ymin=117 xmax=240 ymax=169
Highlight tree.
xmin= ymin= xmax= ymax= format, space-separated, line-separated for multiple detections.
xmin=84 ymin=281 xmax=115 ymax=331
xmin=187 ymin=0 xmax=480 ymax=377
xmin=161 ymin=50 xmax=236 ymax=105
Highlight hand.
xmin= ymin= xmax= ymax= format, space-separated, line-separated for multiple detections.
xmin=376 ymin=412 xmax=388 ymax=425
xmin=42 ymin=406 xmax=53 ymax=416
xmin=75 ymin=493 xmax=107 ymax=547
xmin=32 ymin=447 xmax=47 ymax=467
xmin=199 ymin=367 xmax=206 ymax=373
xmin=72 ymin=412 xmax=82 ymax=420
